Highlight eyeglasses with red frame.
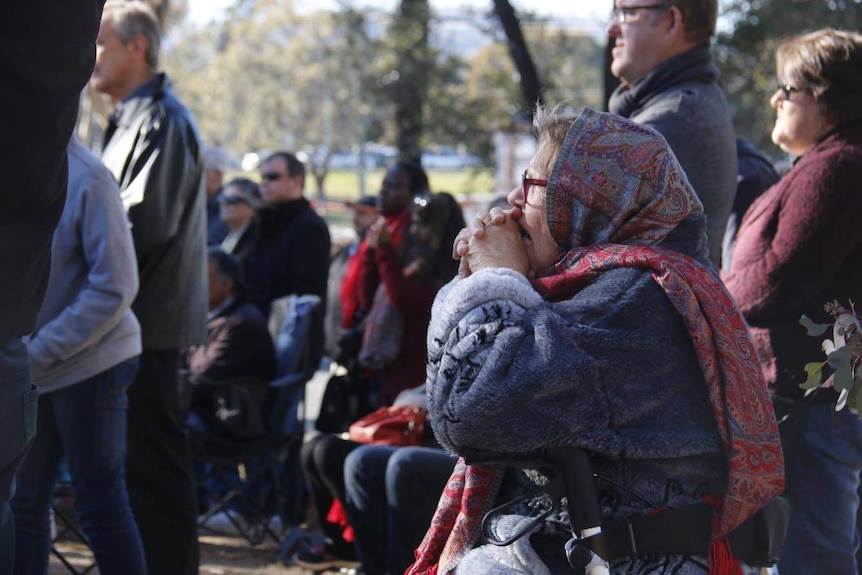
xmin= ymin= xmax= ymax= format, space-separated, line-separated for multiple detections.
xmin=522 ymin=169 xmax=548 ymax=206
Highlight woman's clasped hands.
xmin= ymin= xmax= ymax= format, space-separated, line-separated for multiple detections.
xmin=453 ymin=206 xmax=531 ymax=278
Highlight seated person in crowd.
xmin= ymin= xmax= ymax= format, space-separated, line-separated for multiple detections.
xmin=408 ymin=107 xmax=783 ymax=574
xmin=344 ymin=435 xmax=457 ymax=575
xmin=296 ymin=190 xmax=465 ymax=572
xmin=341 ymin=191 xmax=499 ymax=575
xmin=218 ymin=177 xmax=263 ymax=262
xmin=186 ymin=248 xmax=276 ymax=440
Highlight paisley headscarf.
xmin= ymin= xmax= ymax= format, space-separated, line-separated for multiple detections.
xmin=545 ymin=107 xmax=703 ymax=250
xmin=409 ymin=109 xmax=783 ymax=575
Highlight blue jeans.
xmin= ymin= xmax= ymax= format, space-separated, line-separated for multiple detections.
xmin=779 ymin=402 xmax=862 ymax=575
xmin=11 ymin=357 xmax=146 ymax=575
xmin=344 ymin=445 xmax=457 ymax=575
xmin=0 ymin=339 xmax=37 ymax=575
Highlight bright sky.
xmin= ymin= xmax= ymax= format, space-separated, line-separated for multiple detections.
xmin=187 ymin=0 xmax=610 ymax=36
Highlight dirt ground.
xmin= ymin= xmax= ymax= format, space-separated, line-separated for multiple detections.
xmin=49 ymin=532 xmax=334 ymax=575
xmin=47 ymin=371 xmax=347 ymax=575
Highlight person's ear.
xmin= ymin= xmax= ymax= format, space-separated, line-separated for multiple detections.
xmin=128 ymin=33 xmax=149 ymax=62
xmin=664 ymin=5 xmax=684 ymax=39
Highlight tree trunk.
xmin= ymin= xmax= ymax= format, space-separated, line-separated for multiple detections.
xmin=491 ymin=0 xmax=543 ymax=116
xmin=390 ymin=0 xmax=430 ymax=164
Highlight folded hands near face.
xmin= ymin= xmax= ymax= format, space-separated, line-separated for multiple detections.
xmin=453 ymin=207 xmax=531 ymax=278
xmin=367 ymin=216 xmax=391 ymax=248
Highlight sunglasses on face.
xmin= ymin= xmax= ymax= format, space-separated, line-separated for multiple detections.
xmin=219 ymin=195 xmax=249 ymax=206
xmin=777 ymin=84 xmax=801 ymax=100
xmin=261 ymin=172 xmax=287 ymax=182
xmin=611 ymin=3 xmax=669 ymax=23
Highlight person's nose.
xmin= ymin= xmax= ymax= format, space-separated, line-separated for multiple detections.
xmin=507 ymin=184 xmax=525 ymax=209
xmin=769 ymin=89 xmax=782 ymax=110
xmin=607 ymin=16 xmax=621 ymax=37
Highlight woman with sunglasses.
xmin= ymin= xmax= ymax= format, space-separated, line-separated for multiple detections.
xmin=408 ymin=106 xmax=783 ymax=574
xmin=218 ymin=177 xmax=263 ymax=262
xmin=723 ymin=29 xmax=862 ymax=575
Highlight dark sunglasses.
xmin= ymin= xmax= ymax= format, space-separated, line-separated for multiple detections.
xmin=261 ymin=171 xmax=286 ymax=182
xmin=778 ymin=84 xmax=800 ymax=100
xmin=219 ymin=195 xmax=249 ymax=206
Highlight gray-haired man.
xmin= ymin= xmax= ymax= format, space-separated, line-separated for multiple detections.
xmin=92 ymin=1 xmax=207 ymax=573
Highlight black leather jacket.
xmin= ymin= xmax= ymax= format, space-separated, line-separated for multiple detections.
xmin=101 ymin=73 xmax=208 ymax=350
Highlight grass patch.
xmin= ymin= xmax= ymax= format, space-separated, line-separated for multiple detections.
xmin=228 ymin=167 xmax=497 ymax=202
xmin=225 ymin=167 xmax=499 ymax=238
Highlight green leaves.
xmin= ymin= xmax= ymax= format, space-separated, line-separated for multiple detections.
xmin=800 ymin=314 xmax=830 ymax=336
xmin=799 ymin=302 xmax=862 ymax=418
xmin=801 ymin=362 xmax=824 ymax=391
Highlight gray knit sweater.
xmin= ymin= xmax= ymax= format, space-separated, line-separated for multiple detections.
xmin=26 ymin=138 xmax=141 ymax=393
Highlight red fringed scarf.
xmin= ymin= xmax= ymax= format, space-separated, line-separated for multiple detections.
xmin=408 ymin=244 xmax=784 ymax=575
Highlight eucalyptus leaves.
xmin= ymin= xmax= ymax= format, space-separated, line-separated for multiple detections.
xmin=800 ymin=301 xmax=862 ymax=416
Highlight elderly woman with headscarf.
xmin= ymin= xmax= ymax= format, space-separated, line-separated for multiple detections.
xmin=722 ymin=29 xmax=862 ymax=575
xmin=407 ymin=107 xmax=784 ymax=575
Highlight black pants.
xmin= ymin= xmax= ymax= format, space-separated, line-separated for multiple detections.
xmin=300 ymin=433 xmax=360 ymax=559
xmin=126 ymin=350 xmax=199 ymax=575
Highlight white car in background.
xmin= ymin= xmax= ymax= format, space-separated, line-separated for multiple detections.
xmin=421 ymin=149 xmax=482 ymax=170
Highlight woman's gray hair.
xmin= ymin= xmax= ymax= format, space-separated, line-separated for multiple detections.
xmin=103 ymin=0 xmax=161 ymax=69
xmin=532 ymin=104 xmax=578 ymax=178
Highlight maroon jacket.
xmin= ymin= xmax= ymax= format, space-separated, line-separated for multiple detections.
xmin=723 ymin=121 xmax=862 ymax=398
xmin=358 ymin=210 xmax=435 ymax=405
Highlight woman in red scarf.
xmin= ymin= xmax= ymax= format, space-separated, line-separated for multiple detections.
xmin=409 ymin=107 xmax=783 ymax=574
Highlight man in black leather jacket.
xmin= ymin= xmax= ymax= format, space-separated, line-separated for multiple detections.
xmin=91 ymin=2 xmax=206 ymax=573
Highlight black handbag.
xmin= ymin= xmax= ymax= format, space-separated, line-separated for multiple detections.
xmin=314 ymin=371 xmax=378 ymax=433
xmin=199 ymin=377 xmax=273 ymax=440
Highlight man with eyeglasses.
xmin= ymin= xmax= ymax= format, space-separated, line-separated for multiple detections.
xmin=91 ymin=2 xmax=207 ymax=573
xmin=244 ymin=151 xmax=330 ymax=370
xmin=607 ymin=0 xmax=737 ymax=270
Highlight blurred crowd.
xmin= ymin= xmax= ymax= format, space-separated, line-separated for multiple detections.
xmin=3 ymin=1 xmax=862 ymax=575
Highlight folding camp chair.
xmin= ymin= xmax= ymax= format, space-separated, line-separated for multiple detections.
xmin=51 ymin=482 xmax=97 ymax=574
xmin=191 ymin=294 xmax=321 ymax=545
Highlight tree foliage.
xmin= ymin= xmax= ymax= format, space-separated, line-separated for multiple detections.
xmin=159 ymin=0 xmax=604 ymax=195
xmin=717 ymin=0 xmax=862 ymax=156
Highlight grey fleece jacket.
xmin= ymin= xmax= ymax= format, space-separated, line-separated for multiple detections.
xmin=26 ymin=138 xmax=141 ymax=393
xmin=426 ymin=218 xmax=726 ymax=574
xmin=609 ymin=46 xmax=737 ymax=270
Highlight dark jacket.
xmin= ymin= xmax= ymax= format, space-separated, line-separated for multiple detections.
xmin=244 ymin=198 xmax=330 ymax=368
xmin=721 ymin=138 xmax=780 ymax=272
xmin=187 ymin=298 xmax=276 ymax=385
xmin=221 ymin=220 xmax=260 ymax=263
xmin=724 ymin=121 xmax=862 ymax=399
xmin=187 ymin=298 xmax=276 ymax=440
xmin=207 ymin=193 xmax=229 ymax=245
xmin=609 ymin=46 xmax=738 ymax=269
xmin=100 ymin=73 xmax=208 ymax=350
xmin=0 ymin=1 xmax=102 ymax=342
